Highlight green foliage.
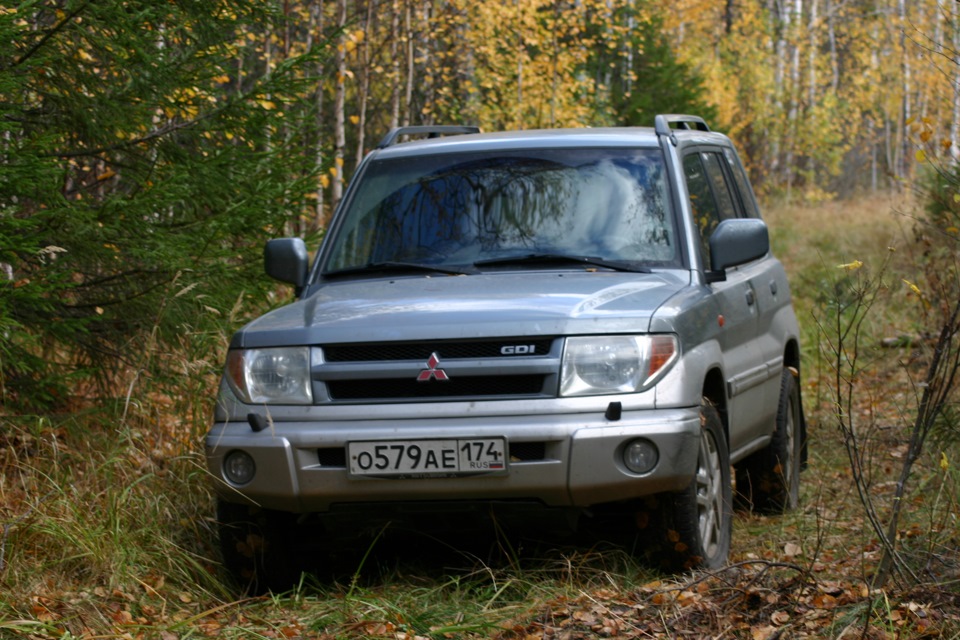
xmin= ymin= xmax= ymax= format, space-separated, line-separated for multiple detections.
xmin=919 ymin=165 xmax=960 ymax=241
xmin=0 ymin=0 xmax=324 ymax=410
xmin=609 ymin=14 xmax=717 ymax=128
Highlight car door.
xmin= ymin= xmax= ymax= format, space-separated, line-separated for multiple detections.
xmin=682 ymin=148 xmax=776 ymax=454
xmin=721 ymin=146 xmax=790 ymax=392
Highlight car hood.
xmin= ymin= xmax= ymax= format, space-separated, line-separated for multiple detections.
xmin=233 ymin=271 xmax=690 ymax=348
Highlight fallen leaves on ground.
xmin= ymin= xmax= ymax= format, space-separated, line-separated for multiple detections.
xmin=496 ymin=563 xmax=959 ymax=640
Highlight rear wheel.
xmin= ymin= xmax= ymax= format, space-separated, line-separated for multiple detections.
xmin=217 ymin=499 xmax=302 ymax=595
xmin=649 ymin=401 xmax=732 ymax=571
xmin=736 ymin=367 xmax=801 ymax=514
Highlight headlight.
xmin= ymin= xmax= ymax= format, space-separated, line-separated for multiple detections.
xmin=225 ymin=347 xmax=313 ymax=404
xmin=560 ymin=335 xmax=678 ymax=396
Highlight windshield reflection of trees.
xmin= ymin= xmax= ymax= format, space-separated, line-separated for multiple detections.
xmin=342 ymin=152 xmax=675 ymax=268
xmin=376 ymin=159 xmax=570 ymax=261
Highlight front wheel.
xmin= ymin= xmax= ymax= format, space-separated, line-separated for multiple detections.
xmin=651 ymin=401 xmax=732 ymax=571
xmin=217 ymin=499 xmax=302 ymax=595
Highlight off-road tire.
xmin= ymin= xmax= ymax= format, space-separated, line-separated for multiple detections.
xmin=217 ymin=498 xmax=301 ymax=595
xmin=649 ymin=400 xmax=732 ymax=571
xmin=735 ymin=367 xmax=801 ymax=514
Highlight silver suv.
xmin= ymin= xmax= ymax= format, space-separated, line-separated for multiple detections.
xmin=206 ymin=116 xmax=805 ymax=592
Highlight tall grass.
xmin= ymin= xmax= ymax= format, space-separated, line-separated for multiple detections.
xmin=0 ymin=193 xmax=958 ymax=638
xmin=767 ymin=192 xmax=960 ymax=591
xmin=0 ymin=413 xmax=227 ymax=590
xmin=0 ymin=312 xmax=662 ymax=638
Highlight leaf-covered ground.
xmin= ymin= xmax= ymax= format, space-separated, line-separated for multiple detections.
xmin=2 ymin=194 xmax=959 ymax=639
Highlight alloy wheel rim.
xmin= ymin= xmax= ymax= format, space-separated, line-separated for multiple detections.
xmin=784 ymin=392 xmax=797 ymax=501
xmin=696 ymin=428 xmax=723 ymax=558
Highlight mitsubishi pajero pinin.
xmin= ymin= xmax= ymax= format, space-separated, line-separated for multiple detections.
xmin=206 ymin=116 xmax=806 ymax=593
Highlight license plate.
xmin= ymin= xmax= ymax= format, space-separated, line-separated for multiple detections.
xmin=348 ymin=438 xmax=507 ymax=478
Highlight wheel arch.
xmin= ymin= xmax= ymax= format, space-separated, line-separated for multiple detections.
xmin=784 ymin=338 xmax=801 ymax=372
xmin=783 ymin=338 xmax=808 ymax=468
xmin=702 ymin=366 xmax=728 ymax=442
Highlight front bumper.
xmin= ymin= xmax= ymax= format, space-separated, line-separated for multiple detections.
xmin=205 ymin=406 xmax=701 ymax=514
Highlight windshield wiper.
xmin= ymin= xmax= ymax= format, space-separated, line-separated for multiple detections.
xmin=474 ymin=253 xmax=651 ymax=273
xmin=323 ymin=261 xmax=479 ymax=278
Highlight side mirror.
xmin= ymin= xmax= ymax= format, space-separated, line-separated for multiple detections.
xmin=709 ymin=218 xmax=769 ymax=273
xmin=264 ymin=238 xmax=309 ymax=287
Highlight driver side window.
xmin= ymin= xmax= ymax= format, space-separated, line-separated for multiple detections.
xmin=683 ymin=150 xmax=738 ymax=268
xmin=683 ymin=153 xmax=721 ymax=266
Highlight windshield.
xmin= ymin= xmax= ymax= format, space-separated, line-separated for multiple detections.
xmin=323 ymin=147 xmax=677 ymax=273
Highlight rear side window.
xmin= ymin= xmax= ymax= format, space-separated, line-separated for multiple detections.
xmin=701 ymin=152 xmax=738 ymax=221
xmin=722 ymin=147 xmax=760 ymax=218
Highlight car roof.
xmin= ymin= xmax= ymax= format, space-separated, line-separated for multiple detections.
xmin=371 ymin=126 xmax=730 ymax=160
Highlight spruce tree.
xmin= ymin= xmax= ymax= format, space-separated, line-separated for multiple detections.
xmin=0 ymin=1 xmax=322 ymax=410
xmin=611 ymin=14 xmax=717 ymax=128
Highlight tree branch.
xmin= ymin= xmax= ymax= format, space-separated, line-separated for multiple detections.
xmin=8 ymin=1 xmax=94 ymax=71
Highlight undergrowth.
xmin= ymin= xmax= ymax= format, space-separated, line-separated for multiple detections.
xmin=0 ymin=193 xmax=958 ymax=638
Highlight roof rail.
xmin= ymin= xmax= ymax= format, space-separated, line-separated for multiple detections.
xmin=377 ymin=125 xmax=481 ymax=149
xmin=654 ymin=114 xmax=711 ymax=136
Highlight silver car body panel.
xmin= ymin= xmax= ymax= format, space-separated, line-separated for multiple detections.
xmin=207 ymin=405 xmax=701 ymax=513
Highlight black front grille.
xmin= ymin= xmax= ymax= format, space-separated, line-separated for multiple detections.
xmin=328 ymin=374 xmax=546 ymax=400
xmin=324 ymin=338 xmax=554 ymax=362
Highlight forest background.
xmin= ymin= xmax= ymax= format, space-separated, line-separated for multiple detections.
xmin=3 ymin=0 xmax=957 ymax=407
xmin=3 ymin=0 xmax=960 ymax=638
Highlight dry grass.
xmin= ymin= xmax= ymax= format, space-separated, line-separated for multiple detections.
xmin=0 ymin=192 xmax=958 ymax=638
xmin=764 ymin=191 xmax=960 ymax=620
xmin=764 ymin=192 xmax=916 ymax=260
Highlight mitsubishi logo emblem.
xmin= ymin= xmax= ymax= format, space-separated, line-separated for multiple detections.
xmin=417 ymin=352 xmax=449 ymax=382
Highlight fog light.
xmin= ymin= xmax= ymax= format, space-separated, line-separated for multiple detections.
xmin=224 ymin=450 xmax=256 ymax=485
xmin=623 ymin=439 xmax=658 ymax=474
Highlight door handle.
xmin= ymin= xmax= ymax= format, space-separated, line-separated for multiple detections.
xmin=745 ymin=289 xmax=755 ymax=306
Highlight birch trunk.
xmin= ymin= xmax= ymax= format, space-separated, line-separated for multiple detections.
xmin=825 ymin=0 xmax=839 ymax=91
xmin=390 ymin=0 xmax=401 ymax=129
xmin=404 ymin=0 xmax=413 ymax=127
xmin=952 ymin=2 xmax=960 ymax=159
xmin=355 ymin=0 xmax=373 ymax=169
xmin=332 ymin=0 xmax=347 ymax=209
xmin=516 ymin=0 xmax=523 ymax=128
xmin=308 ymin=0 xmax=325 ymax=228
xmin=807 ymin=0 xmax=818 ymax=180
xmin=784 ymin=0 xmax=803 ymax=198
xmin=899 ymin=0 xmax=911 ymax=181
xmin=551 ymin=0 xmax=561 ymax=127
xmin=771 ymin=0 xmax=787 ymax=182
